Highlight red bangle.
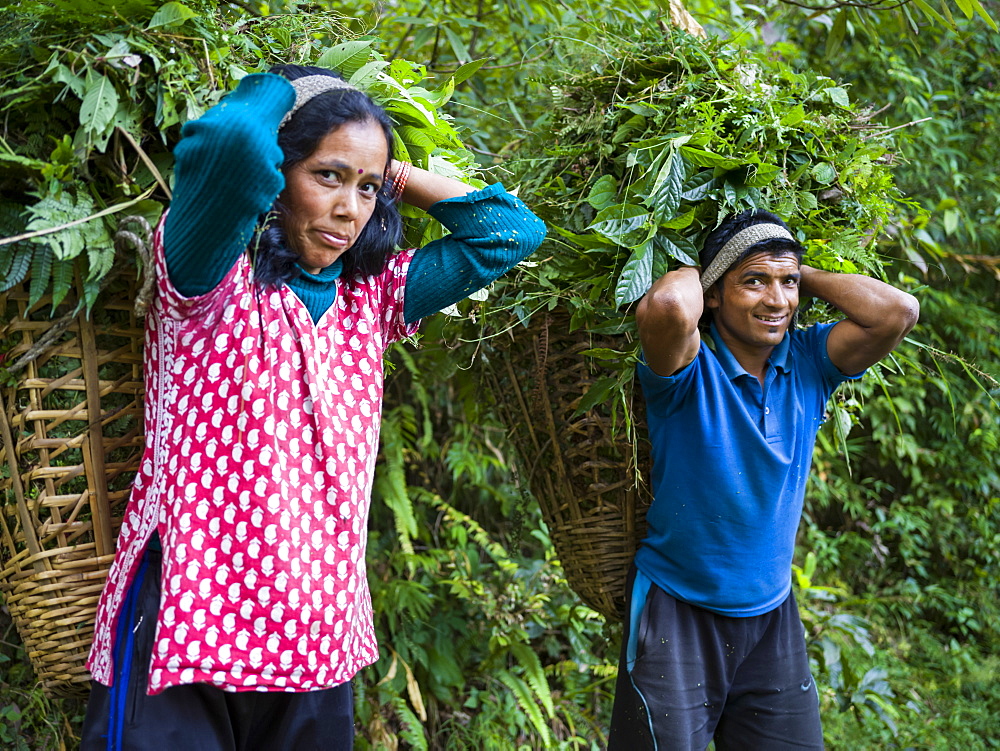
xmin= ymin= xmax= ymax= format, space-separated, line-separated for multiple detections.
xmin=388 ymin=161 xmax=411 ymax=201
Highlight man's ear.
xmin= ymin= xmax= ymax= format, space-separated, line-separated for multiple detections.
xmin=704 ymin=283 xmax=721 ymax=310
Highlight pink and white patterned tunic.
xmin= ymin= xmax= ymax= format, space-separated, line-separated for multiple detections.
xmin=88 ymin=218 xmax=418 ymax=693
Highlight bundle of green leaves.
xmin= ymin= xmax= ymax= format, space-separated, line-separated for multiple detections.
xmin=0 ymin=1 xmax=480 ymax=315
xmin=505 ymin=26 xmax=909 ymax=333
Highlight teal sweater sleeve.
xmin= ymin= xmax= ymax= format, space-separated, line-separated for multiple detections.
xmin=402 ymin=183 xmax=546 ymax=323
xmin=163 ymin=73 xmax=295 ymax=296
xmin=163 ymin=72 xmax=545 ymax=319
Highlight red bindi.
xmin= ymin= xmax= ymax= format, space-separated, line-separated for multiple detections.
xmin=358 ymin=168 xmax=364 ymax=174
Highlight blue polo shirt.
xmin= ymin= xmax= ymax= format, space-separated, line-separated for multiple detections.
xmin=634 ymin=322 xmax=861 ymax=617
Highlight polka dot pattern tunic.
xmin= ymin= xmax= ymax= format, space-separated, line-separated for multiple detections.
xmin=88 ymin=218 xmax=418 ymax=693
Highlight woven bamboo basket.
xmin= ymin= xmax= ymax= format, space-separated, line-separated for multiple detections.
xmin=0 ymin=278 xmax=145 ymax=697
xmin=491 ymin=311 xmax=652 ymax=620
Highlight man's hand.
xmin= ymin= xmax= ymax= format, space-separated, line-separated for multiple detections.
xmin=636 ymin=266 xmax=704 ymax=377
xmin=799 ymin=265 xmax=919 ymax=375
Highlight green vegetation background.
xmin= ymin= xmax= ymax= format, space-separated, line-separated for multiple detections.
xmin=1 ymin=0 xmax=998 ymax=748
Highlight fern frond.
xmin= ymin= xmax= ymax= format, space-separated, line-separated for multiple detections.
xmin=1 ymin=244 xmax=33 ymax=292
xmin=509 ymin=641 xmax=555 ymax=718
xmin=429 ymin=496 xmax=513 ymax=567
xmin=50 ymin=259 xmax=74 ymax=310
xmin=28 ymin=245 xmax=52 ymax=308
xmin=495 ymin=668 xmax=551 ymax=747
xmin=389 ymin=696 xmax=428 ymax=751
xmin=376 ymin=411 xmax=419 ymax=562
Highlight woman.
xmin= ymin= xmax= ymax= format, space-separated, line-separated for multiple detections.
xmin=81 ymin=64 xmax=545 ymax=749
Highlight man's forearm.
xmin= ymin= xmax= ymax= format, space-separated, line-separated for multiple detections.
xmin=799 ymin=265 xmax=918 ymax=332
xmin=799 ymin=264 xmax=919 ymax=374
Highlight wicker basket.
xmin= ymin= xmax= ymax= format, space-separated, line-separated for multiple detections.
xmin=0 ymin=279 xmax=145 ymax=697
xmin=491 ymin=311 xmax=651 ymax=620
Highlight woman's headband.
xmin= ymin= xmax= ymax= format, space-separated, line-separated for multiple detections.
xmin=279 ymin=74 xmax=359 ymax=129
xmin=700 ymin=223 xmax=796 ymax=291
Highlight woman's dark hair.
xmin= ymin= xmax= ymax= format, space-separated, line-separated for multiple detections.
xmin=252 ymin=64 xmax=402 ymax=287
xmin=700 ymin=209 xmax=803 ymax=286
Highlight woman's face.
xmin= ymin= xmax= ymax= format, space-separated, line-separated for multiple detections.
xmin=280 ymin=119 xmax=389 ymax=274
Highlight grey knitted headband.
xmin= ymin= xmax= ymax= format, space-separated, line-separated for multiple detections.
xmin=279 ymin=75 xmax=359 ymax=128
xmin=700 ymin=223 xmax=796 ymax=291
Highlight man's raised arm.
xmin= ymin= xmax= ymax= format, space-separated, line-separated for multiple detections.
xmin=636 ymin=266 xmax=704 ymax=377
xmin=799 ymin=265 xmax=920 ymax=376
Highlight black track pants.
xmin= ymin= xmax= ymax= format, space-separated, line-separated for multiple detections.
xmin=609 ymin=567 xmax=824 ymax=751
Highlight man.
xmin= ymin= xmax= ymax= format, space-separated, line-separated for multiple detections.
xmin=608 ymin=209 xmax=919 ymax=750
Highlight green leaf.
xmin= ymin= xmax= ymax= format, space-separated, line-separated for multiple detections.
xmin=80 ymin=72 xmax=119 ymax=136
xmin=387 ymin=98 xmax=433 ymax=128
xmin=442 ymin=26 xmax=471 ymax=63
xmin=404 ymin=81 xmax=455 ymax=109
xmin=969 ymin=0 xmax=999 ymax=29
xmin=349 ymin=59 xmax=390 ymax=90
xmin=27 ymin=193 xmax=89 ymax=260
xmin=657 ymin=233 xmax=699 ymax=266
xmin=316 ymin=40 xmax=375 ymax=79
xmin=588 ymin=204 xmax=649 ymax=245
xmin=495 ymin=670 xmax=551 ymax=747
xmin=811 ymin=162 xmax=838 ymax=185
xmin=953 ymin=0 xmax=976 ymax=18
xmin=440 ymin=57 xmax=488 ymax=86
xmin=681 ymin=171 xmax=717 ymax=201
xmin=580 ymin=347 xmax=626 ymax=361
xmin=388 ymin=58 xmax=426 ymax=86
xmin=49 ymin=64 xmax=86 ymax=99
xmin=623 ymin=102 xmax=658 ymax=117
xmin=396 ymin=125 xmax=437 ymax=163
xmin=826 ymin=86 xmax=850 ymax=108
xmin=826 ymin=10 xmax=849 ymax=59
xmin=383 ymin=89 xmax=436 ymax=129
xmin=780 ymin=104 xmax=806 ymax=127
xmin=80 ymin=271 xmax=101 ymax=312
xmin=613 ymin=114 xmax=647 ymax=145
xmin=87 ymin=242 xmax=115 ymax=281
xmin=587 ymin=175 xmax=618 ymax=211
xmin=743 ymin=163 xmax=782 ymax=187
xmin=661 ymin=209 xmax=695 ymax=230
xmin=0 ymin=151 xmax=48 ymax=170
xmin=508 ymin=642 xmax=555 ymax=717
xmin=615 ymin=243 xmax=653 ymax=307
xmin=147 ymin=1 xmax=195 ymax=29
xmin=680 ymin=146 xmax=740 ymax=169
xmin=646 ymin=150 xmax=686 ymax=224
xmin=574 ymin=375 xmax=620 ymax=416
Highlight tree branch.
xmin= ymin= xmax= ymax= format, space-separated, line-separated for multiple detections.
xmin=778 ymin=0 xmax=915 ymax=11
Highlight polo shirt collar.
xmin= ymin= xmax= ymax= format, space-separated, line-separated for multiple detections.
xmin=707 ymin=322 xmax=792 ymax=381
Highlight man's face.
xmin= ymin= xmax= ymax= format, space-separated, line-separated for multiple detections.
xmin=705 ymin=251 xmax=801 ymax=355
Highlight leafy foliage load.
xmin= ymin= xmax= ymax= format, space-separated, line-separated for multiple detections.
xmin=0 ymin=0 xmax=478 ymax=313
xmin=511 ymin=27 xmax=905 ymax=324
